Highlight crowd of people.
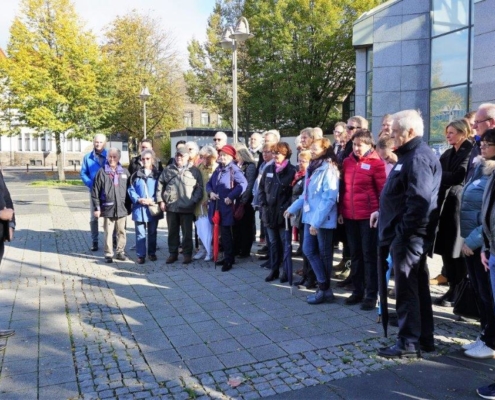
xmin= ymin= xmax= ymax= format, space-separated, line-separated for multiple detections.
xmin=80 ymin=103 xmax=495 ymax=399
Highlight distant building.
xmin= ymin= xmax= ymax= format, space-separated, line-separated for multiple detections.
xmin=182 ymin=102 xmax=225 ymax=129
xmin=352 ymin=0 xmax=495 ymax=141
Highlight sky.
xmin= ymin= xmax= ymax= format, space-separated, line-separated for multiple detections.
xmin=0 ymin=0 xmax=216 ymax=69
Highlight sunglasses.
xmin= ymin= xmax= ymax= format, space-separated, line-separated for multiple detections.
xmin=213 ymin=138 xmax=222 ymax=142
xmin=347 ymin=126 xmax=358 ymax=131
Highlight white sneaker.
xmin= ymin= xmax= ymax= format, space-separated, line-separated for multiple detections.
xmin=193 ymin=248 xmax=207 ymax=260
xmin=465 ymin=343 xmax=495 ymax=359
xmin=204 ymin=254 xmax=212 ymax=261
xmin=462 ymin=337 xmax=482 ymax=351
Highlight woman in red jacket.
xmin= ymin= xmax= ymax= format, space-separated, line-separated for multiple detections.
xmin=339 ymin=129 xmax=387 ymax=310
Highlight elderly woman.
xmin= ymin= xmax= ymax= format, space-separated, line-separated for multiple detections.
xmin=193 ymin=145 xmax=218 ymax=261
xmin=260 ymin=142 xmax=296 ymax=282
xmin=461 ymin=128 xmax=495 ymax=358
xmin=206 ymin=145 xmax=247 ymax=272
xmin=285 ymin=138 xmax=340 ymax=304
xmin=128 ymin=149 xmax=162 ymax=264
xmin=434 ymin=119 xmax=474 ymax=306
xmin=186 ymin=141 xmax=201 ymax=166
xmin=233 ymin=144 xmax=257 ymax=258
xmin=339 ymin=129 xmax=387 ymax=311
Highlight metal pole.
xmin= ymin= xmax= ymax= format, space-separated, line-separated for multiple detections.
xmin=143 ymin=101 xmax=147 ymax=139
xmin=232 ymin=41 xmax=238 ymax=144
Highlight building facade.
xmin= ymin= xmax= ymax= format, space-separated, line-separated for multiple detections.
xmin=353 ymin=0 xmax=495 ymax=142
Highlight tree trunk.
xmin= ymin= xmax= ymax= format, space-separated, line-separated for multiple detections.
xmin=55 ymin=132 xmax=66 ymax=181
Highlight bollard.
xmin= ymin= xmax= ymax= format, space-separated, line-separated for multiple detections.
xmin=26 ymin=163 xmax=29 ymax=172
xmin=51 ymin=163 xmax=54 ymax=172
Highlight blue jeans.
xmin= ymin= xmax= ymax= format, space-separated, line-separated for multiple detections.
xmin=302 ymin=224 xmax=334 ymax=284
xmin=134 ymin=219 xmax=158 ymax=258
xmin=266 ymin=227 xmax=284 ymax=271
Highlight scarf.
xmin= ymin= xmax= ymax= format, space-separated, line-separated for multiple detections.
xmin=307 ymin=156 xmax=326 ymax=178
xmin=104 ymin=162 xmax=124 ymax=186
xmin=291 ymin=169 xmax=306 ymax=187
xmin=275 ymin=159 xmax=288 ymax=173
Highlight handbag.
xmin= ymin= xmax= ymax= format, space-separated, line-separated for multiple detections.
xmin=453 ymin=277 xmax=480 ymax=320
xmin=143 ymin=181 xmax=161 ymax=217
xmin=234 ymin=202 xmax=245 ymax=221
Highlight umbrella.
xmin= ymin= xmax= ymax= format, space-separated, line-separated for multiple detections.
xmin=212 ymin=200 xmax=221 ymax=268
xmin=377 ymin=246 xmax=389 ymax=337
xmin=195 ymin=206 xmax=212 ymax=261
xmin=283 ymin=216 xmax=293 ymax=295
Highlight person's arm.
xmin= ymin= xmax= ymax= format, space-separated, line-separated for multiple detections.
xmin=441 ymin=147 xmax=471 ymax=187
xmin=91 ymin=170 xmax=103 ymax=217
xmin=240 ymin=163 xmax=257 ymax=204
xmin=310 ymin=166 xmax=339 ymax=229
xmin=80 ymin=155 xmax=92 ymax=188
xmin=190 ymin=168 xmax=204 ymax=205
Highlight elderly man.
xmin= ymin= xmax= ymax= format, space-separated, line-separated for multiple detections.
xmin=213 ymin=131 xmax=228 ymax=151
xmin=92 ymin=148 xmax=130 ymax=263
xmin=380 ymin=114 xmax=394 ymax=138
xmin=159 ymin=145 xmax=203 ymax=265
xmin=249 ymin=132 xmax=264 ymax=167
xmin=299 ymin=127 xmax=315 ymax=150
xmin=128 ymin=138 xmax=163 ymax=176
xmin=263 ymin=130 xmax=280 ymax=148
xmin=371 ymin=110 xmax=441 ymax=359
xmin=81 ymin=134 xmax=108 ymax=251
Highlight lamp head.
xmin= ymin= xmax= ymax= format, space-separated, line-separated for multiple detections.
xmin=231 ymin=17 xmax=254 ymax=42
xmin=139 ymin=87 xmax=151 ymax=102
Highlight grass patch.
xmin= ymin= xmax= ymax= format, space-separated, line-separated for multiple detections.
xmin=29 ymin=180 xmax=84 ymax=187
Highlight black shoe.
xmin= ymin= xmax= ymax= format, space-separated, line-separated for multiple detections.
xmin=345 ymin=294 xmax=363 ymax=305
xmin=336 ymin=278 xmax=352 ymax=288
xmin=378 ymin=344 xmax=420 ymax=359
xmin=91 ymin=242 xmax=98 ymax=251
xmin=257 ymin=246 xmax=268 ymax=255
xmin=258 ymin=254 xmax=269 ymax=261
xmin=360 ymin=298 xmax=376 ymax=311
xmin=279 ymin=271 xmax=288 ymax=283
xmin=216 ymin=259 xmax=235 ymax=266
xmin=305 ymin=278 xmax=317 ymax=290
xmin=237 ymin=254 xmax=250 ymax=259
xmin=294 ymin=277 xmax=306 ymax=286
xmin=265 ymin=270 xmax=280 ymax=282
xmin=136 ymin=257 xmax=145 ymax=265
xmin=419 ymin=343 xmax=435 ymax=353
xmin=221 ymin=263 xmax=233 ymax=272
xmin=105 ymin=257 xmax=113 ymax=263
xmin=149 ymin=255 xmax=157 ymax=261
xmin=0 ymin=329 xmax=15 ymax=339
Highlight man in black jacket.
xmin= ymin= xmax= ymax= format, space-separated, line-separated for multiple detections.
xmin=371 ymin=109 xmax=441 ymax=359
xmin=128 ymin=139 xmax=163 ymax=176
xmin=92 ymin=148 xmax=130 ymax=263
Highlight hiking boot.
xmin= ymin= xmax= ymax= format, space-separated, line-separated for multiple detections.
xmin=166 ymin=255 xmax=178 ymax=264
xmin=182 ymin=255 xmax=193 ymax=265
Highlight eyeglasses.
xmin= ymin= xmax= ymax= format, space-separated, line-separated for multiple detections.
xmin=347 ymin=126 xmax=358 ymax=131
xmin=480 ymin=142 xmax=495 ymax=149
xmin=213 ymin=138 xmax=222 ymax=142
xmin=475 ymin=118 xmax=493 ymax=125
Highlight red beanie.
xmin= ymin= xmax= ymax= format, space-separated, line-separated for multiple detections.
xmin=220 ymin=144 xmax=236 ymax=158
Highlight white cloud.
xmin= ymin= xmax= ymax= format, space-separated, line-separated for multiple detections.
xmin=0 ymin=0 xmax=215 ymax=69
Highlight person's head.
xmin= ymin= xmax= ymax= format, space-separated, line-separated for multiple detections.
xmin=140 ymin=149 xmax=155 ymax=170
xmin=93 ymin=134 xmax=107 ymax=153
xmin=263 ymin=130 xmax=280 ymax=147
xmin=140 ymin=138 xmax=153 ymax=152
xmin=299 ymin=127 xmax=315 ymax=149
xmin=347 ymin=116 xmax=369 ymax=137
xmin=234 ymin=143 xmax=256 ymax=164
xmin=333 ymin=122 xmax=346 ymax=144
xmin=481 ymin=129 xmax=495 ymax=160
xmin=294 ymin=135 xmax=302 ymax=151
xmin=175 ymin=140 xmax=186 ymax=150
xmin=376 ymin=136 xmax=396 ymax=164
xmin=391 ymin=109 xmax=424 ymax=148
xmin=313 ymin=127 xmax=323 ymax=139
xmin=272 ymin=142 xmax=292 ymax=164
xmin=445 ymin=119 xmax=470 ymax=149
xmin=213 ymin=131 xmax=228 ymax=150
xmin=175 ymin=145 xmax=190 ymax=167
xmin=199 ymin=145 xmax=218 ymax=167
xmin=262 ymin=144 xmax=273 ymax=162
xmin=352 ymin=129 xmax=374 ymax=158
xmin=106 ymin=147 xmax=121 ymax=168
xmin=475 ymin=104 xmax=495 ymax=136
xmin=218 ymin=144 xmax=236 ymax=165
xmin=249 ymin=132 xmax=263 ymax=150
xmin=310 ymin=137 xmax=332 ymax=160
xmin=185 ymin=141 xmax=200 ymax=161
xmin=381 ymin=114 xmax=393 ymax=135
xmin=298 ymin=150 xmax=311 ymax=173
xmin=464 ymin=111 xmax=477 ymax=138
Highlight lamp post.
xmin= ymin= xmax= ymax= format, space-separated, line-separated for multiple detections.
xmin=221 ymin=17 xmax=254 ymax=144
xmin=139 ymin=87 xmax=151 ymax=139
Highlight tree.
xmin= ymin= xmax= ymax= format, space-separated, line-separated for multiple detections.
xmin=102 ymin=11 xmax=184 ymax=144
xmin=0 ymin=0 xmax=115 ymax=180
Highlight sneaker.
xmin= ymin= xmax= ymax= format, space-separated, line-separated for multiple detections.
xmin=115 ymin=253 xmax=127 ymax=261
xmin=477 ymin=383 xmax=495 ymax=399
xmin=463 ymin=337 xmax=482 ymax=351
xmin=193 ymin=248 xmax=207 ymax=260
xmin=204 ymin=255 xmax=212 ymax=262
xmin=465 ymin=343 xmax=495 ymax=359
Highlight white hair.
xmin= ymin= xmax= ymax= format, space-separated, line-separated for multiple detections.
xmin=215 ymin=131 xmax=228 ymax=140
xmin=199 ymin=145 xmax=218 ymax=158
xmin=313 ymin=127 xmax=323 ymax=139
xmin=392 ymin=109 xmax=424 ymax=137
xmin=263 ymin=129 xmax=280 ymax=142
xmin=479 ymin=103 xmax=495 ymax=120
xmin=294 ymin=135 xmax=301 ymax=146
xmin=250 ymin=132 xmax=262 ymax=141
xmin=94 ymin=133 xmax=107 ymax=143
xmin=185 ymin=141 xmax=199 ymax=154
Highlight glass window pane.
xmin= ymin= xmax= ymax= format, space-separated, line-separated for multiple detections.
xmin=432 ymin=0 xmax=469 ymax=36
xmin=431 ymin=30 xmax=469 ymax=88
xmin=366 ymin=49 xmax=373 ymax=71
xmin=430 ymin=85 xmax=467 ymax=142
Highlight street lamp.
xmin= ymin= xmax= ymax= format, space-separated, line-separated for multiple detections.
xmin=221 ymin=17 xmax=254 ymax=144
xmin=139 ymin=87 xmax=151 ymax=139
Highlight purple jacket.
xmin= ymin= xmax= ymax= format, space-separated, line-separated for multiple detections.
xmin=206 ymin=162 xmax=247 ymax=226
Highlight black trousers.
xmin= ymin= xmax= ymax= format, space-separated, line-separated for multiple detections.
xmin=166 ymin=212 xmax=194 ymax=256
xmin=442 ymin=255 xmax=467 ymax=287
xmin=221 ymin=225 xmax=234 ymax=264
xmin=233 ymin=203 xmax=255 ymax=256
xmin=383 ymin=235 xmax=434 ymax=348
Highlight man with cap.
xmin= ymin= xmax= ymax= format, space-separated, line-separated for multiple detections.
xmin=206 ymin=144 xmax=247 ymax=271
xmin=158 ymin=145 xmax=204 ymax=265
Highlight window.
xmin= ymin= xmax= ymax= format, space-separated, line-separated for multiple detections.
xmin=32 ymin=136 xmax=39 ymax=151
xmin=217 ymin=115 xmax=223 ymax=127
xmin=24 ymin=135 xmax=30 ymax=151
xmin=122 ymin=142 xmax=128 ymax=151
xmin=66 ymin=139 xmax=73 ymax=151
xmin=74 ymin=138 xmax=81 ymax=152
xmin=365 ymin=48 xmax=373 ymax=129
xmin=201 ymin=111 xmax=209 ymax=126
xmin=18 ymin=135 xmax=22 ymax=151
xmin=183 ymin=112 xmax=193 ymax=127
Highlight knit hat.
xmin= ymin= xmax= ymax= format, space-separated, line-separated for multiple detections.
xmin=219 ymin=144 xmax=236 ymax=158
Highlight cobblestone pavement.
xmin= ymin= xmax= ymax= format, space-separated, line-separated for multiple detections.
xmin=0 ymin=174 xmax=482 ymax=399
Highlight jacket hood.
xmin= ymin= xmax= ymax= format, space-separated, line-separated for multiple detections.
xmin=480 ymin=156 xmax=495 ymax=176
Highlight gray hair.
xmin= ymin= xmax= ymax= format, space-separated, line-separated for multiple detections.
xmin=263 ymin=129 xmax=280 ymax=142
xmin=300 ymin=127 xmax=314 ymax=138
xmin=107 ymin=147 xmax=121 ymax=158
xmin=199 ymin=145 xmax=218 ymax=158
xmin=348 ymin=116 xmax=369 ymax=130
xmin=479 ymin=103 xmax=495 ymax=120
xmin=94 ymin=133 xmax=107 ymax=143
xmin=234 ymin=143 xmax=256 ymax=164
xmin=140 ymin=149 xmax=155 ymax=162
xmin=215 ymin=131 xmax=228 ymax=140
xmin=250 ymin=132 xmax=262 ymax=141
xmin=185 ymin=141 xmax=199 ymax=154
xmin=392 ymin=109 xmax=424 ymax=137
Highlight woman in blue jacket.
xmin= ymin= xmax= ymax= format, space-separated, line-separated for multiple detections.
xmin=128 ymin=149 xmax=163 ymax=264
xmin=285 ymin=138 xmax=340 ymax=304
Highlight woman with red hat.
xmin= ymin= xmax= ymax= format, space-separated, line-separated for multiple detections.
xmin=206 ymin=144 xmax=248 ymax=271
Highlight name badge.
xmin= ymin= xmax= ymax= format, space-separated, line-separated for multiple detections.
xmin=303 ymin=203 xmax=310 ymax=213
xmin=122 ymin=174 xmax=127 ymax=179
xmin=361 ymin=163 xmax=370 ymax=170
xmin=267 ymin=173 xmax=274 ymax=178
xmin=395 ymin=164 xmax=403 ymax=171
xmin=473 ymin=179 xmax=481 ymax=187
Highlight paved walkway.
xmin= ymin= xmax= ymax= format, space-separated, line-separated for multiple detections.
xmin=0 ymin=171 xmax=489 ymax=399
